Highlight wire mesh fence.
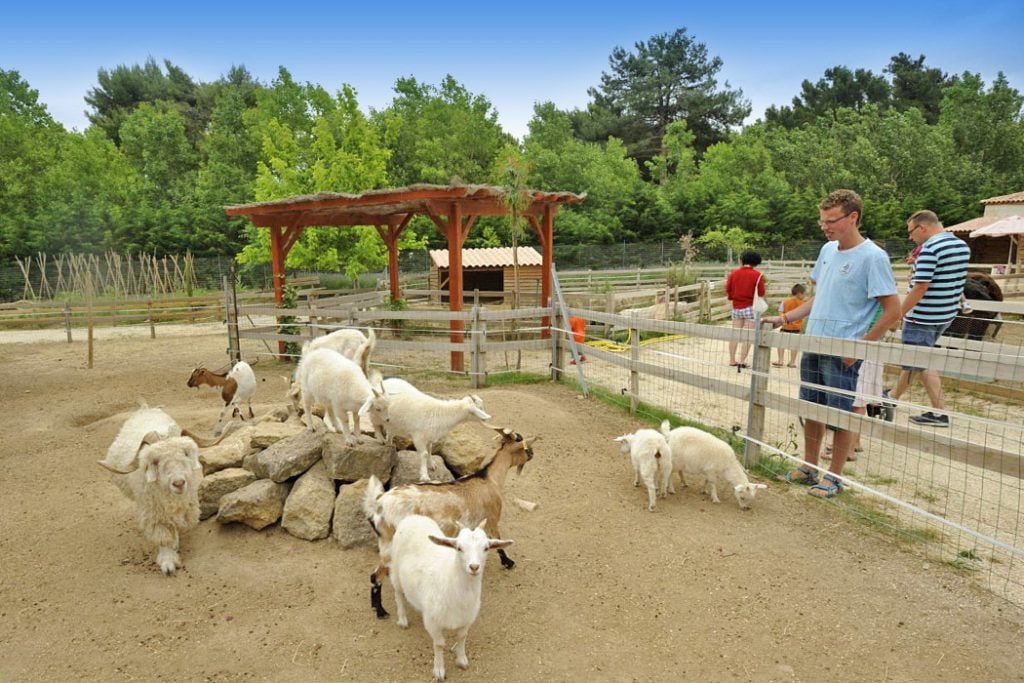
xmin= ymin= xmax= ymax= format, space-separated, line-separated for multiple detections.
xmin=553 ymin=310 xmax=1024 ymax=606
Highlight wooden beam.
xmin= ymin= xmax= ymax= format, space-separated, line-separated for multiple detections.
xmin=540 ymin=204 xmax=554 ymax=336
xmin=448 ymin=202 xmax=465 ymax=372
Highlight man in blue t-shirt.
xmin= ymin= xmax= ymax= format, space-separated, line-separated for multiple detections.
xmin=764 ymin=190 xmax=900 ymax=498
xmin=884 ymin=210 xmax=970 ymax=427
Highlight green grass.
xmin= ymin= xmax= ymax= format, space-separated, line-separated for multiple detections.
xmin=485 ymin=371 xmax=550 ymax=386
xmin=913 ymin=488 xmax=940 ymax=504
xmin=832 ymin=494 xmax=942 ymax=546
xmin=862 ymin=474 xmax=899 ymax=486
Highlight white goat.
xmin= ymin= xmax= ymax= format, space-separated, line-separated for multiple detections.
xmin=381 ymin=378 xmax=491 ymax=481
xmin=294 ymin=347 xmax=387 ymax=444
xmin=305 ymin=327 xmax=375 ymax=374
xmin=613 ymin=428 xmax=673 ymax=511
xmin=389 ymin=514 xmax=512 ymax=681
xmin=364 ymin=426 xmax=534 ymax=618
xmin=660 ymin=421 xmax=766 ymax=509
xmin=187 ymin=360 xmax=257 ymax=436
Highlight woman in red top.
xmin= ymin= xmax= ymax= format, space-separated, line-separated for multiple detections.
xmin=725 ymin=250 xmax=765 ymax=368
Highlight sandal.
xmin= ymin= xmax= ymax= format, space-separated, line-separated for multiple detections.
xmin=784 ymin=465 xmax=819 ymax=485
xmin=772 ymin=362 xmax=784 ymax=367
xmin=809 ymin=473 xmax=843 ymax=498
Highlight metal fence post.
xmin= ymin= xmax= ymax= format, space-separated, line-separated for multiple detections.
xmin=63 ymin=300 xmax=72 ymax=343
xmin=148 ymin=297 xmax=155 ymax=339
xmin=470 ymin=305 xmax=482 ymax=390
xmin=550 ymin=301 xmax=562 ymax=382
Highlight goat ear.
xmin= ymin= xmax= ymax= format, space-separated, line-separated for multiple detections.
xmin=754 ymin=483 xmax=767 ymax=490
xmin=470 ymin=405 xmax=491 ymax=421
xmin=357 ymin=395 xmax=374 ymax=416
xmin=143 ymin=455 xmax=160 ymax=483
xmin=428 ymin=535 xmax=458 ymax=550
xmin=488 ymin=539 xmax=514 ymax=551
xmin=613 ymin=435 xmax=629 ymax=443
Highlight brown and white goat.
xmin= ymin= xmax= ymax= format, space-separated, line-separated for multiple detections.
xmin=187 ymin=361 xmax=257 ymax=434
xmin=363 ymin=426 xmax=535 ymax=619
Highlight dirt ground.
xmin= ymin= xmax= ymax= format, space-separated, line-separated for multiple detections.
xmin=1 ymin=327 xmax=1023 ymax=682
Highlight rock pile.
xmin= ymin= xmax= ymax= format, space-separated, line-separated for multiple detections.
xmin=197 ymin=411 xmax=495 ymax=548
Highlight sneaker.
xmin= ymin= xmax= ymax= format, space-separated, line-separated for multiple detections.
xmin=881 ymin=389 xmax=896 ymax=422
xmin=909 ymin=412 xmax=949 ymax=427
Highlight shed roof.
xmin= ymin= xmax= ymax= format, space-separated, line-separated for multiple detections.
xmin=981 ymin=191 xmax=1024 ymax=206
xmin=945 ymin=216 xmax=1001 ymax=234
xmin=430 ymin=247 xmax=543 ymax=269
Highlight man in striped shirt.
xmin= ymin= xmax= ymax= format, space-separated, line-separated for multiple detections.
xmin=885 ymin=210 xmax=970 ymax=426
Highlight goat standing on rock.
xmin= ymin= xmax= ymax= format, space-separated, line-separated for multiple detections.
xmin=187 ymin=361 xmax=257 ymax=435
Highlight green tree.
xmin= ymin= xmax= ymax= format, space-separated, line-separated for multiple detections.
xmin=887 ymin=53 xmax=949 ymax=124
xmin=375 ymin=75 xmax=513 ymax=188
xmin=765 ymin=66 xmax=891 ymax=128
xmin=575 ymin=28 xmax=750 ymax=164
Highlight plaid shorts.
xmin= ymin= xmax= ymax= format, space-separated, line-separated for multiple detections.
xmin=731 ymin=306 xmax=755 ymax=320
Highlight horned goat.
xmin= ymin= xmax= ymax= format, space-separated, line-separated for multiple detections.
xmin=660 ymin=421 xmax=766 ymax=509
xmin=379 ymin=378 xmax=491 ymax=482
xmin=97 ymin=405 xmax=229 ymax=574
xmin=364 ymin=426 xmax=534 ymax=619
xmin=613 ymin=428 xmax=673 ymax=511
xmin=294 ymin=347 xmax=387 ymax=444
xmin=388 ymin=514 xmax=512 ymax=681
xmin=187 ymin=360 xmax=257 ymax=436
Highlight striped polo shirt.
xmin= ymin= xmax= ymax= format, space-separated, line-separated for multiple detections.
xmin=907 ymin=232 xmax=971 ymax=325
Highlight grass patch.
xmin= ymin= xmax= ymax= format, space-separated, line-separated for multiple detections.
xmin=485 ymin=372 xmax=550 ymax=387
xmin=944 ymin=557 xmax=981 ymax=573
xmin=862 ymin=474 xmax=899 ymax=486
xmin=957 ymin=548 xmax=979 ymax=560
xmin=913 ymin=488 xmax=940 ymax=504
xmin=830 ymin=494 xmax=942 ymax=546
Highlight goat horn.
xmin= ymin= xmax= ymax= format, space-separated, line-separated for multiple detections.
xmin=97 ymin=459 xmax=138 ymax=474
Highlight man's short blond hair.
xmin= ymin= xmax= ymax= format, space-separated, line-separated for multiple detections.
xmin=908 ymin=210 xmax=941 ymax=229
xmin=819 ymin=189 xmax=863 ymax=224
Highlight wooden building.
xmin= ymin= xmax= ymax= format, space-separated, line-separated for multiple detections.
xmin=429 ymin=247 xmax=544 ymax=304
xmin=945 ymin=191 xmax=1023 ymax=266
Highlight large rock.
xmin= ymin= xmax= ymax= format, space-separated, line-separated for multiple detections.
xmin=199 ymin=425 xmax=256 ymax=475
xmin=198 ymin=468 xmax=258 ymax=520
xmin=436 ymin=423 xmax=496 ymax=477
xmin=282 ymin=461 xmax=335 ymax=541
xmin=246 ymin=430 xmax=323 ymax=483
xmin=216 ymin=479 xmax=291 ymax=530
xmin=250 ymin=420 xmax=307 ymax=450
xmin=322 ymin=435 xmax=395 ymax=483
xmin=332 ymin=479 xmax=376 ymax=549
xmin=391 ymin=450 xmax=454 ymax=486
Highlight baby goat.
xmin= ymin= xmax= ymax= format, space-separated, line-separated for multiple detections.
xmin=660 ymin=421 xmax=766 ymax=509
xmin=364 ymin=426 xmax=534 ymax=619
xmin=187 ymin=360 xmax=257 ymax=435
xmin=614 ymin=428 xmax=673 ymax=511
xmin=389 ymin=515 xmax=512 ymax=681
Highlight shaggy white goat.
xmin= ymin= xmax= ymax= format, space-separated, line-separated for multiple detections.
xmin=294 ymin=347 xmax=387 ymax=444
xmin=99 ymin=410 xmax=204 ymax=575
xmin=660 ymin=421 xmax=766 ymax=509
xmin=380 ymin=378 xmax=491 ymax=482
xmin=364 ymin=426 xmax=534 ymax=618
xmin=388 ymin=514 xmax=512 ymax=681
xmin=305 ymin=327 xmax=375 ymax=374
xmin=613 ymin=428 xmax=673 ymax=511
xmin=187 ymin=360 xmax=257 ymax=436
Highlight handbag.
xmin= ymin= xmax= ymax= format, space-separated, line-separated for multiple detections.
xmin=752 ymin=274 xmax=769 ymax=315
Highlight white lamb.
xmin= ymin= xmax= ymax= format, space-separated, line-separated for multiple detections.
xmin=381 ymin=378 xmax=491 ymax=481
xmin=614 ymin=428 xmax=673 ymax=511
xmin=660 ymin=421 xmax=767 ymax=509
xmin=294 ymin=347 xmax=388 ymax=444
xmin=388 ymin=514 xmax=513 ymax=681
xmin=98 ymin=407 xmax=205 ymax=574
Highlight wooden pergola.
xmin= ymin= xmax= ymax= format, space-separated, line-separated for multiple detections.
xmin=225 ymin=183 xmax=585 ymax=370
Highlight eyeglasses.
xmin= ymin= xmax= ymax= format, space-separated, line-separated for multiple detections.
xmin=907 ymin=224 xmax=923 ymax=237
xmin=819 ymin=211 xmax=854 ymax=227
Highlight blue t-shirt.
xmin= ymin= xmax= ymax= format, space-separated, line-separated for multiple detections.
xmin=908 ymin=232 xmax=970 ymax=325
xmin=806 ymin=239 xmax=897 ymax=340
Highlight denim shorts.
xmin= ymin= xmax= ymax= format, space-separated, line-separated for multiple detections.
xmin=799 ymin=352 xmax=862 ymax=415
xmin=901 ymin=320 xmax=951 ymax=371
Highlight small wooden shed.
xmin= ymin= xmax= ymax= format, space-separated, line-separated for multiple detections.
xmin=945 ymin=191 xmax=1023 ymax=266
xmin=429 ymin=247 xmax=544 ymax=303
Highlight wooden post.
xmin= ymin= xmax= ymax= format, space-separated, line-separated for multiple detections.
xmin=63 ymin=300 xmax=72 ymax=343
xmin=551 ymin=302 xmax=563 ymax=382
xmin=269 ymin=225 xmax=286 ymax=356
xmin=86 ymin=271 xmax=94 ymax=369
xmin=629 ymin=315 xmax=640 ymax=414
xmin=447 ymin=203 xmax=465 ymax=372
xmin=605 ymin=291 xmax=615 ymax=337
xmin=148 ymin=297 xmax=155 ymax=339
xmin=743 ymin=320 xmax=770 ymax=469
xmin=470 ymin=305 xmax=482 ymax=389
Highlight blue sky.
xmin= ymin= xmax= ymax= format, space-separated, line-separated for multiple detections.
xmin=4 ymin=1 xmax=1022 ymax=139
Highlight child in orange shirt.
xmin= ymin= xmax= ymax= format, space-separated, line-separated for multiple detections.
xmin=773 ymin=283 xmax=806 ymax=367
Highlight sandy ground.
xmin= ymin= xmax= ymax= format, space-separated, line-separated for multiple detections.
xmin=2 ymin=328 xmax=1023 ymax=682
